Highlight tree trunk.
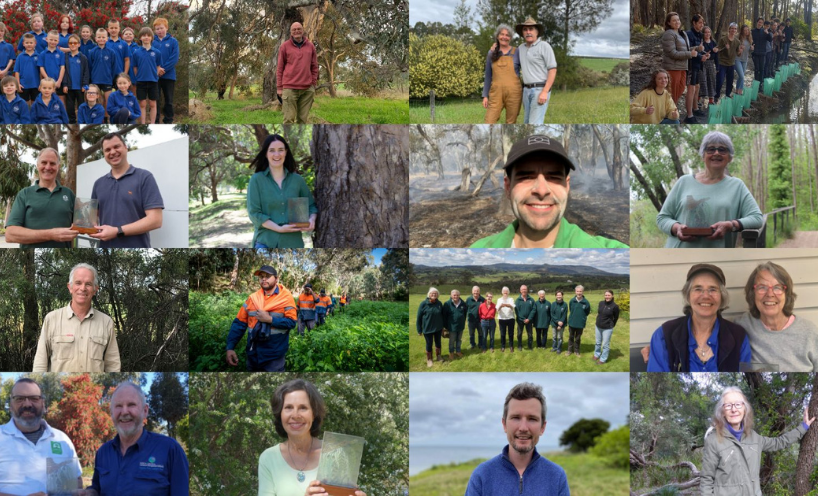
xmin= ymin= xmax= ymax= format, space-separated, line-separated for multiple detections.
xmin=612 ymin=126 xmax=623 ymax=191
xmin=415 ymin=125 xmax=444 ymax=178
xmin=630 ymin=159 xmax=663 ymax=211
xmin=794 ymin=376 xmax=818 ymax=496
xmin=811 ymin=126 xmax=818 ymax=212
xmin=788 ymin=126 xmax=797 ymax=218
xmin=313 ymin=125 xmax=408 ymax=247
xmin=592 ymin=125 xmax=611 ymax=179
xmin=65 ymin=125 xmax=82 ymax=193
xmin=228 ymin=72 xmax=238 ymax=99
xmin=229 ymin=250 xmax=241 ymax=291
xmin=22 ymin=249 xmax=38 ymax=366
xmin=209 ymin=164 xmax=219 ymax=203
xmin=472 ymin=156 xmax=503 ymax=197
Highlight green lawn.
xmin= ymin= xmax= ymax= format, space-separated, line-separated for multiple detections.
xmin=577 ymin=57 xmax=627 ymax=72
xmin=410 ymin=451 xmax=629 ymax=496
xmin=409 ymin=85 xmax=628 ymax=124
xmin=410 ymin=291 xmax=630 ymax=372
xmin=194 ymin=93 xmax=409 ymax=124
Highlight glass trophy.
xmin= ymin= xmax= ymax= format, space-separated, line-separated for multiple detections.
xmin=71 ymin=198 xmax=99 ymax=234
xmin=47 ymin=456 xmax=79 ymax=496
xmin=317 ymin=432 xmax=365 ymax=495
xmin=288 ymin=197 xmax=311 ymax=228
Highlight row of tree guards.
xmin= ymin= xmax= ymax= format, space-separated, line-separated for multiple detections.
xmin=707 ymin=63 xmax=802 ymax=124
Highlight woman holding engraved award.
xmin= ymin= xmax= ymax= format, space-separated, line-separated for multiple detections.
xmin=247 ymin=134 xmax=317 ymax=248
xmin=258 ymin=379 xmax=367 ymax=496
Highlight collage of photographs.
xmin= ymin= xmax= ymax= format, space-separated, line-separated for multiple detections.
xmin=0 ymin=0 xmax=817 ymax=494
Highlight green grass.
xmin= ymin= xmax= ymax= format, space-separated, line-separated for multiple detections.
xmin=410 ymin=451 xmax=629 ymax=496
xmin=577 ymin=57 xmax=627 ymax=72
xmin=410 ymin=291 xmax=630 ymax=372
xmin=409 ymin=86 xmax=628 ymax=124
xmin=195 ymin=92 xmax=409 ymax=124
xmin=189 ymin=194 xmax=248 ymax=225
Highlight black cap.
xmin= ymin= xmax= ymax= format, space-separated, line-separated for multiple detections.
xmin=686 ymin=264 xmax=726 ymax=285
xmin=320 ymin=289 xmax=326 ymax=295
xmin=304 ymin=283 xmax=313 ymax=289
xmin=503 ymin=135 xmax=576 ymax=174
xmin=253 ymin=265 xmax=277 ymax=277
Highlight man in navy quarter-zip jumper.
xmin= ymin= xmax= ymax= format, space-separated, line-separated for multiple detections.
xmin=465 ymin=382 xmax=570 ymax=496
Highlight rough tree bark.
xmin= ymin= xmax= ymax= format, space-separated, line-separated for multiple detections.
xmin=415 ymin=125 xmax=444 ymax=178
xmin=312 ymin=125 xmax=408 ymax=247
xmin=794 ymin=375 xmax=818 ymax=496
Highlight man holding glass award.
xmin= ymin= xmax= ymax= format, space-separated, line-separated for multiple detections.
xmin=0 ymin=378 xmax=83 ymax=496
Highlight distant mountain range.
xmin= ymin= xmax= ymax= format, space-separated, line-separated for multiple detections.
xmin=413 ymin=263 xmax=620 ymax=278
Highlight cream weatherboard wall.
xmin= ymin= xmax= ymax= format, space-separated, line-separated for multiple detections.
xmin=630 ymin=249 xmax=818 ymax=347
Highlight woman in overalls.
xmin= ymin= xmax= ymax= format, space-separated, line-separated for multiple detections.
xmin=482 ymin=24 xmax=522 ymax=123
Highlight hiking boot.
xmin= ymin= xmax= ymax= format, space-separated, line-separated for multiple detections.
xmin=426 ymin=352 xmax=433 ymax=368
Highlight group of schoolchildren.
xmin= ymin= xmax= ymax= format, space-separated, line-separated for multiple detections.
xmin=0 ymin=13 xmax=179 ymax=125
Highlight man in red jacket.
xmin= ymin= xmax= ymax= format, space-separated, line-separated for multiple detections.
xmin=276 ymin=22 xmax=318 ymax=124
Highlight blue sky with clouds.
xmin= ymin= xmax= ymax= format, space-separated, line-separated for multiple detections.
xmin=410 ymin=248 xmax=630 ymax=274
xmin=409 ymin=0 xmax=630 ymax=58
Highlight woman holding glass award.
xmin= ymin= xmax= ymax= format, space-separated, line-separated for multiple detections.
xmin=247 ymin=134 xmax=317 ymax=248
xmin=259 ymin=378 xmax=367 ymax=496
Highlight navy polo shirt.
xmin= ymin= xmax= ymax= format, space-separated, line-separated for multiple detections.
xmin=91 ymin=164 xmax=164 ymax=248
xmin=90 ymin=429 xmax=189 ymax=496
xmin=106 ymin=38 xmax=130 ymax=76
xmin=66 ymin=52 xmax=85 ymax=90
xmin=0 ymin=41 xmax=15 ymax=71
xmin=14 ymin=51 xmax=40 ymax=90
xmin=17 ymin=31 xmax=48 ymax=53
xmin=37 ymin=48 xmax=65 ymax=80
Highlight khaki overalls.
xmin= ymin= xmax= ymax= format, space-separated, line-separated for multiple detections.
xmin=484 ymin=47 xmax=522 ymax=124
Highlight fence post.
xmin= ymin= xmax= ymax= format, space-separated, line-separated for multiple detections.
xmin=430 ymin=90 xmax=435 ymax=123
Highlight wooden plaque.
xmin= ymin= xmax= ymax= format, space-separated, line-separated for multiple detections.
xmin=70 ymin=225 xmax=98 ymax=235
xmin=680 ymin=227 xmax=715 ymax=236
xmin=320 ymin=483 xmax=359 ymax=496
xmin=290 ymin=222 xmax=311 ymax=228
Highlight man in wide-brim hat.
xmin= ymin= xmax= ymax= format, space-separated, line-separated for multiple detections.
xmin=514 ymin=16 xmax=558 ymax=124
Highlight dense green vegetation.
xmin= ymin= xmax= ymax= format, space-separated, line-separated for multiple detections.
xmin=190 ymin=293 xmax=408 ymax=372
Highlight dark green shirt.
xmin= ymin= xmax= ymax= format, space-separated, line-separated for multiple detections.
xmin=568 ymin=297 xmax=592 ymax=328
xmin=416 ymin=298 xmax=444 ymax=335
xmin=534 ymin=299 xmax=551 ymax=328
xmin=247 ymin=168 xmax=317 ymax=248
xmin=443 ymin=299 xmax=468 ymax=332
xmin=470 ymin=218 xmax=629 ymax=248
xmin=7 ymin=180 xmax=75 ymax=248
xmin=550 ymin=300 xmax=568 ymax=327
xmin=465 ymin=295 xmax=485 ymax=321
xmin=515 ymin=295 xmax=536 ymax=322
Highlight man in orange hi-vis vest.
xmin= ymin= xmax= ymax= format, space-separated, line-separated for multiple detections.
xmin=225 ymin=265 xmax=297 ymax=371
xmin=297 ymin=283 xmax=320 ymax=335
xmin=340 ymin=292 xmax=348 ymax=313
xmin=316 ymin=289 xmax=331 ymax=326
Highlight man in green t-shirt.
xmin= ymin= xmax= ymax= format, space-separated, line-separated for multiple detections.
xmin=5 ymin=148 xmax=77 ymax=249
xmin=470 ymin=135 xmax=628 ymax=248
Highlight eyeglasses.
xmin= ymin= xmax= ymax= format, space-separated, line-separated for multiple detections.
xmin=723 ymin=402 xmax=745 ymax=410
xmin=691 ymin=287 xmax=719 ymax=296
xmin=12 ymin=395 xmax=43 ymax=403
xmin=705 ymin=146 xmax=730 ymax=155
xmin=754 ymin=284 xmax=786 ymax=295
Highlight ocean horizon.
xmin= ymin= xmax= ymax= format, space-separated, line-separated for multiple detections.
xmin=409 ymin=444 xmax=560 ymax=476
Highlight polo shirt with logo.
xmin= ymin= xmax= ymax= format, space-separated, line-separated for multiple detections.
xmin=37 ymin=47 xmax=65 ymax=80
xmin=90 ymin=429 xmax=189 ymax=496
xmin=0 ymin=419 xmax=82 ymax=495
xmin=91 ymin=164 xmax=164 ymax=248
xmin=7 ymin=180 xmax=75 ymax=248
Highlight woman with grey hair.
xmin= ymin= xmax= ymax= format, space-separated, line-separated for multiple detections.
xmin=647 ymin=263 xmax=751 ymax=371
xmin=482 ymin=24 xmax=521 ymax=123
xmin=656 ymin=131 xmax=762 ymax=248
xmin=735 ymin=261 xmax=818 ymax=371
xmin=416 ymin=287 xmax=444 ymax=367
xmin=715 ymin=22 xmax=743 ymax=101
xmin=701 ymin=386 xmax=813 ymax=495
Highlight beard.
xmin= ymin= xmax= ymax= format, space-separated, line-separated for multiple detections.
xmin=13 ymin=406 xmax=43 ymax=430
xmin=510 ymin=195 xmax=567 ymax=237
xmin=510 ymin=438 xmax=535 ymax=454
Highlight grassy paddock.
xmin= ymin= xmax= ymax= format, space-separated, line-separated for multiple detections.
xmin=576 ymin=57 xmax=627 ymax=72
xmin=409 ymin=86 xmax=628 ymax=124
xmin=410 ymin=291 xmax=629 ymax=372
xmin=409 ymin=451 xmax=629 ymax=496
xmin=194 ymin=92 xmax=409 ymax=124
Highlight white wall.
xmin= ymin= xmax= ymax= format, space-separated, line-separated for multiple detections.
xmin=630 ymin=248 xmax=818 ymax=346
xmin=76 ymin=137 xmax=189 ymax=248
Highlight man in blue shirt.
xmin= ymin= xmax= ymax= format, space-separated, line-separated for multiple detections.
xmin=80 ymin=382 xmax=188 ymax=496
xmin=465 ymin=382 xmax=570 ymax=496
xmin=89 ymin=133 xmax=164 ymax=248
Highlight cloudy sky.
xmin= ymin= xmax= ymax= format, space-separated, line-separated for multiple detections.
xmin=409 ymin=0 xmax=630 ymax=59
xmin=410 ymin=248 xmax=630 ymax=274
xmin=410 ymin=372 xmax=629 ymax=447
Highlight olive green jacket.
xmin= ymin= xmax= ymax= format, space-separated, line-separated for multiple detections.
xmin=700 ymin=423 xmax=807 ymax=495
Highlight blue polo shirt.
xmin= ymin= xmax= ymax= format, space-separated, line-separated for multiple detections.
xmin=14 ymin=51 xmax=40 ymax=89
xmin=132 ymin=45 xmax=162 ymax=82
xmin=30 ymin=94 xmax=68 ymax=124
xmin=0 ymin=95 xmax=32 ymax=124
xmin=125 ymin=41 xmax=137 ymax=81
xmin=79 ymin=39 xmax=95 ymax=57
xmin=37 ymin=48 xmax=65 ymax=80
xmin=17 ymin=31 xmax=48 ymax=53
xmin=106 ymin=38 xmax=130 ymax=76
xmin=90 ymin=429 xmax=189 ymax=496
xmin=65 ymin=52 xmax=86 ymax=90
xmin=88 ymin=45 xmax=116 ymax=85
xmin=77 ymin=102 xmax=104 ymax=123
xmin=91 ymin=164 xmax=164 ymax=248
xmin=152 ymin=34 xmax=179 ymax=80
xmin=0 ymin=41 xmax=15 ymax=71
xmin=58 ymin=33 xmax=71 ymax=49
xmin=647 ymin=317 xmax=753 ymax=372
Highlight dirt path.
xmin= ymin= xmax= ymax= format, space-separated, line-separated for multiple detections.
xmin=190 ymin=208 xmax=255 ymax=248
xmin=777 ymin=231 xmax=818 ymax=247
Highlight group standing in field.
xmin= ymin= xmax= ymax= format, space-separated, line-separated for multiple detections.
xmin=0 ymin=12 xmax=178 ymax=124
xmin=631 ymin=13 xmax=794 ymax=124
xmin=416 ymin=285 xmax=621 ymax=367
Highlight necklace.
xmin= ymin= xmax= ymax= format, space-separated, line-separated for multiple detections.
xmin=287 ymin=437 xmax=313 ymax=483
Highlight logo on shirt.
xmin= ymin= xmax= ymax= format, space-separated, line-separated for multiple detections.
xmin=104 ymin=55 xmax=109 ymax=61
xmin=75 ymin=59 xmax=80 ymax=64
xmin=53 ymin=104 xmax=60 ymax=110
xmin=150 ymin=52 xmax=155 ymax=57
xmin=51 ymin=441 xmax=63 ymax=454
xmin=13 ymin=105 xmax=19 ymax=112
xmin=55 ymin=53 xmax=60 ymax=58
xmin=128 ymin=101 xmax=133 ymax=106
xmin=63 ymin=195 xmax=68 ymax=201
xmin=139 ymin=458 xmax=165 ymax=471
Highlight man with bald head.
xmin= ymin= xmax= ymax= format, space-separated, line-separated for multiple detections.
xmin=465 ymin=286 xmax=486 ymax=350
xmin=5 ymin=147 xmax=78 ymax=248
xmin=276 ymin=21 xmax=318 ymax=124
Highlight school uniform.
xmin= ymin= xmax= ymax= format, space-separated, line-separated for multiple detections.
xmin=58 ymin=33 xmax=71 ymax=49
xmin=13 ymin=51 xmax=40 ymax=100
xmin=106 ymin=38 xmax=130 ymax=81
xmin=17 ymin=31 xmax=48 ymax=53
xmin=152 ymin=33 xmax=179 ymax=123
xmin=0 ymin=41 xmax=15 ymax=76
xmin=88 ymin=45 xmax=116 ymax=89
xmin=106 ymin=90 xmax=141 ymax=123
xmin=30 ymin=94 xmax=68 ymax=123
xmin=132 ymin=45 xmax=162 ymax=100
xmin=37 ymin=47 xmax=65 ymax=81
xmin=77 ymin=102 xmax=104 ymax=123
xmin=0 ymin=94 xmax=32 ymax=123
xmin=63 ymin=51 xmax=90 ymax=123
xmin=124 ymin=41 xmax=137 ymax=82
xmin=79 ymin=39 xmax=95 ymax=57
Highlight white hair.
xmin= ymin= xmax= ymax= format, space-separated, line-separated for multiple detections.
xmin=576 ymin=285 xmax=584 ymax=291
xmin=451 ymin=289 xmax=460 ymax=295
xmin=37 ymin=147 xmax=60 ymax=164
xmin=538 ymin=290 xmax=545 ymax=296
xmin=427 ymin=287 xmax=439 ymax=298
xmin=68 ymin=263 xmax=99 ymax=287
xmin=111 ymin=381 xmax=146 ymax=409
xmin=502 ymin=286 xmax=510 ymax=294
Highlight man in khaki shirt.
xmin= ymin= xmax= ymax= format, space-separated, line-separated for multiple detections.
xmin=32 ymin=263 xmax=121 ymax=372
